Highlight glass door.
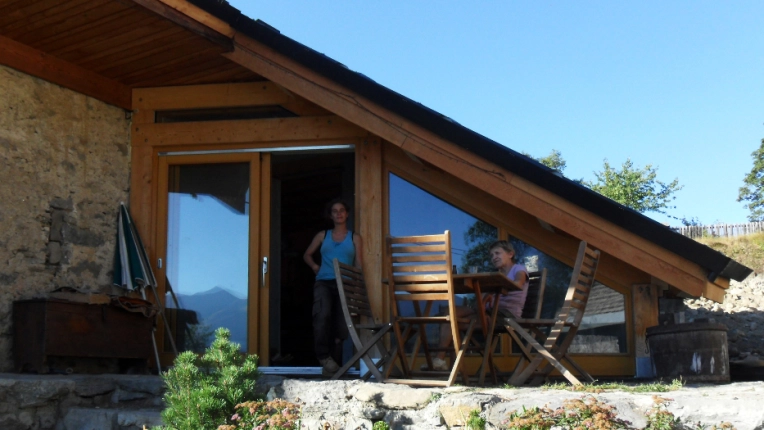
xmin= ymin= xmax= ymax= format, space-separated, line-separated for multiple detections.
xmin=156 ymin=153 xmax=271 ymax=363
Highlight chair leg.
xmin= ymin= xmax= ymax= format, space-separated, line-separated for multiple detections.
xmin=332 ymin=326 xmax=391 ymax=381
xmin=446 ymin=319 xmax=476 ymax=387
xmin=504 ymin=319 xmax=582 ymax=386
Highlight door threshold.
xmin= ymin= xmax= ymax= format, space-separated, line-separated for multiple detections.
xmin=259 ymin=366 xmax=360 ymax=377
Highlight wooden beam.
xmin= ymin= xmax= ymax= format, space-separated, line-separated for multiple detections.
xmin=134 ymin=82 xmax=294 ymax=110
xmin=153 ymin=0 xmax=235 ymax=38
xmin=129 ymin=0 xmax=233 ymax=49
xmin=703 ymin=282 xmax=726 ymax=304
xmin=632 ymin=284 xmax=659 ymax=360
xmin=223 ymin=36 xmax=710 ymax=298
xmin=714 ymin=276 xmax=730 ymax=290
xmin=0 ymin=35 xmax=131 ymax=109
xmin=132 ymin=115 xmax=367 ymax=147
xmin=357 ymin=137 xmax=384 ymax=322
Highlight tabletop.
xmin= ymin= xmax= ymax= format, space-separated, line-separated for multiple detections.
xmin=452 ymin=272 xmax=521 ymax=294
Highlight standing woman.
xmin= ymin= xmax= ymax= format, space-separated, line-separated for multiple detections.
xmin=303 ymin=198 xmax=364 ymax=376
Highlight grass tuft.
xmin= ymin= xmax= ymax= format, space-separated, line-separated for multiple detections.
xmin=529 ymin=378 xmax=683 ymax=393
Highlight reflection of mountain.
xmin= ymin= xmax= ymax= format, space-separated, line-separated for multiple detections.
xmin=177 ymin=286 xmax=247 ymax=349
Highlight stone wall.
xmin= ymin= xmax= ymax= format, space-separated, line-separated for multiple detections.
xmin=682 ymin=272 xmax=764 ymax=360
xmin=0 ymin=65 xmax=131 ymax=371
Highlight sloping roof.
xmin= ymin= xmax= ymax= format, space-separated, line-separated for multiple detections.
xmin=194 ymin=1 xmax=750 ymax=282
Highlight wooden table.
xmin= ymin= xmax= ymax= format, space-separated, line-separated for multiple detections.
xmin=452 ymin=272 xmax=522 ymax=385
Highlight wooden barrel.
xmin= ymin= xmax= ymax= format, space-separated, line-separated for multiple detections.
xmin=646 ymin=322 xmax=729 ymax=383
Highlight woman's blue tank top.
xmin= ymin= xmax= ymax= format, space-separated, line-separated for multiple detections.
xmin=315 ymin=229 xmax=356 ymax=280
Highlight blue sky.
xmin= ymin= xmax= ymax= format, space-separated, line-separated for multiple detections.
xmin=228 ymin=1 xmax=764 ymax=226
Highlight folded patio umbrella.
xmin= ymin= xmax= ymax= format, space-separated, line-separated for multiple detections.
xmin=113 ymin=203 xmax=177 ymax=370
xmin=113 ymin=203 xmax=156 ymax=291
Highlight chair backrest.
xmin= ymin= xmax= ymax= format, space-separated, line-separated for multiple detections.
xmin=556 ymin=241 xmax=601 ymax=329
xmin=333 ymin=259 xmax=375 ymax=322
xmin=521 ymin=268 xmax=547 ymax=319
xmin=386 ymin=231 xmax=455 ymax=320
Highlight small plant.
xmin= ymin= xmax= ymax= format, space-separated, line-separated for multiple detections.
xmin=429 ymin=392 xmax=443 ymax=403
xmin=465 ymin=409 xmax=486 ymax=430
xmin=372 ymin=421 xmax=390 ymax=430
xmin=645 ymin=396 xmax=680 ymax=430
xmin=159 ymin=328 xmax=261 ymax=429
xmin=502 ymin=396 xmax=631 ymax=429
xmin=217 ymin=399 xmax=301 ymax=430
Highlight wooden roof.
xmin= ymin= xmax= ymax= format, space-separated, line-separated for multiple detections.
xmin=0 ymin=0 xmax=261 ymax=108
xmin=0 ymin=0 xmax=753 ymax=302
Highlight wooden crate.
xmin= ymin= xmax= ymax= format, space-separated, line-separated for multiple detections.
xmin=13 ymin=299 xmax=153 ymax=374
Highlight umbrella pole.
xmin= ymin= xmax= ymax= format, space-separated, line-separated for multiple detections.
xmin=139 ymin=287 xmax=163 ymax=374
xmin=147 ymin=283 xmax=179 ymax=356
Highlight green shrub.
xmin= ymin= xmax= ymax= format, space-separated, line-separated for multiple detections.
xmin=159 ymin=328 xmax=261 ymax=429
xmin=372 ymin=421 xmax=390 ymax=430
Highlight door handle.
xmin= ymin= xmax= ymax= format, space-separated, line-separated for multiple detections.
xmin=261 ymin=256 xmax=268 ymax=288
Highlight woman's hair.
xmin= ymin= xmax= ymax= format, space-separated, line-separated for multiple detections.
xmin=324 ymin=198 xmax=351 ymax=220
xmin=489 ymin=240 xmax=516 ymax=262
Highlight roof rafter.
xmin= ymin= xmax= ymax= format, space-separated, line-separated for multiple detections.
xmin=0 ymin=34 xmax=131 ymax=109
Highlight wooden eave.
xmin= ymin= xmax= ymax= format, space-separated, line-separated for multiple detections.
xmin=0 ymin=0 xmax=261 ymax=109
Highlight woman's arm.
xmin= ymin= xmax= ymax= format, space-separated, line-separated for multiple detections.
xmin=514 ymin=270 xmax=528 ymax=286
xmin=353 ymin=233 xmax=364 ymax=268
xmin=303 ymin=231 xmax=325 ymax=274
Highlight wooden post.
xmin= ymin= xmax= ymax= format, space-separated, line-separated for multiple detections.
xmin=632 ymin=283 xmax=659 ymax=378
xmin=357 ymin=137 xmax=383 ymax=322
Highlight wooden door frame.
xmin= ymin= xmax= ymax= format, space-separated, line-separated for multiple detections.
xmin=154 ymin=152 xmax=269 ymax=365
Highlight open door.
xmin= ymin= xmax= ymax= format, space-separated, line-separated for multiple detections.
xmin=155 ymin=152 xmax=271 ymax=364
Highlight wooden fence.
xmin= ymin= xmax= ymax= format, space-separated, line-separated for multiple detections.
xmin=673 ymin=222 xmax=764 ymax=239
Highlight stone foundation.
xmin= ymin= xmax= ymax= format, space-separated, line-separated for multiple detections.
xmin=0 ymin=374 xmax=163 ymax=430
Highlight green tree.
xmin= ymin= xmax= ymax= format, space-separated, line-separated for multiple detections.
xmin=738 ymin=138 xmax=764 ymax=221
xmin=461 ymin=220 xmax=498 ymax=273
xmin=160 ymin=328 xmax=260 ymax=430
xmin=585 ymin=158 xmax=682 ymax=215
xmin=533 ymin=149 xmax=567 ymax=174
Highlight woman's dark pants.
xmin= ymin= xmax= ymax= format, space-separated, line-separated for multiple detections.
xmin=312 ymin=280 xmax=348 ymax=362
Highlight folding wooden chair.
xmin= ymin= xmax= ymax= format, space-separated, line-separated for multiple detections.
xmin=331 ymin=259 xmax=395 ymax=381
xmin=384 ymin=231 xmax=477 ymax=387
xmin=501 ymin=241 xmax=601 ymax=386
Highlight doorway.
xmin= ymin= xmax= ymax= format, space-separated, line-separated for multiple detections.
xmin=269 ymin=150 xmax=355 ymax=367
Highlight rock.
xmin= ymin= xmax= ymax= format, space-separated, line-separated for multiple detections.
xmin=116 ymin=409 xmax=163 ymax=429
xmin=62 ymin=408 xmax=116 ymax=430
xmin=350 ymin=383 xmax=435 ymax=410
xmin=13 ymin=378 xmax=73 ymax=407
xmin=72 ymin=376 xmax=116 ymax=397
xmin=114 ymin=376 xmax=163 ymax=396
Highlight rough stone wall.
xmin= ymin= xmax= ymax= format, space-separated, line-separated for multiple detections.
xmin=0 ymin=65 xmax=131 ymax=371
xmin=682 ymin=272 xmax=764 ymax=360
